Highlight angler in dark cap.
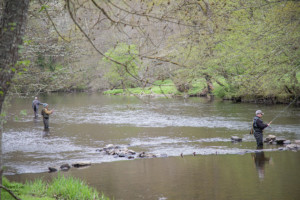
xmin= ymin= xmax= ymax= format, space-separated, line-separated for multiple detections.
xmin=41 ymin=103 xmax=53 ymax=130
xmin=252 ymin=110 xmax=272 ymax=148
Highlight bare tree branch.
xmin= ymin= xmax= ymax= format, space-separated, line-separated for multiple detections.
xmin=0 ymin=185 xmax=21 ymax=200
xmin=38 ymin=0 xmax=70 ymax=42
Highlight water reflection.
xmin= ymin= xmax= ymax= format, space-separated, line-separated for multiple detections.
xmin=252 ymin=151 xmax=271 ymax=180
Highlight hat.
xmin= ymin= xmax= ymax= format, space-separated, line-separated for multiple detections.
xmin=43 ymin=103 xmax=48 ymax=107
xmin=256 ymin=110 xmax=264 ymax=115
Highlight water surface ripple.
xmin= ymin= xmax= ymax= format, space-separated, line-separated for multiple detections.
xmin=3 ymin=94 xmax=300 ymax=174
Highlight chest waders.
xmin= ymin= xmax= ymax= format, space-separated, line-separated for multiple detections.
xmin=253 ymin=116 xmax=264 ymax=147
xmin=41 ymin=109 xmax=50 ymax=130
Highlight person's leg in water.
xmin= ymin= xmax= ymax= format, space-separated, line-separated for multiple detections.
xmin=43 ymin=118 xmax=49 ymax=130
xmin=254 ymin=132 xmax=263 ymax=149
xmin=34 ymin=106 xmax=38 ymax=118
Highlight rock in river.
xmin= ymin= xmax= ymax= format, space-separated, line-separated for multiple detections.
xmin=60 ymin=163 xmax=71 ymax=171
xmin=265 ymin=135 xmax=276 ymax=143
xmin=286 ymin=144 xmax=300 ymax=151
xmin=72 ymin=161 xmax=92 ymax=168
xmin=48 ymin=167 xmax=57 ymax=173
xmin=231 ymin=136 xmax=242 ymax=142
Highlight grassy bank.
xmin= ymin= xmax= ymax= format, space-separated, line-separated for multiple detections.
xmin=103 ymin=78 xmax=299 ymax=104
xmin=1 ymin=175 xmax=109 ymax=200
xmin=103 ymin=79 xmax=205 ymax=97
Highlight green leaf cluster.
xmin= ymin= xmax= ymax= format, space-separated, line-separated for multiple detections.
xmin=102 ymin=43 xmax=142 ymax=89
xmin=169 ymin=0 xmax=300 ymax=101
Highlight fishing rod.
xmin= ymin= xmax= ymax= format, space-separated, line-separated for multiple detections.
xmin=269 ymin=95 xmax=299 ymax=124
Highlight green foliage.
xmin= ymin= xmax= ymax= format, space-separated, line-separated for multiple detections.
xmin=102 ymin=43 xmax=141 ymax=89
xmin=104 ymin=79 xmax=179 ymax=96
xmin=39 ymin=5 xmax=50 ymax=12
xmin=168 ymin=0 xmax=300 ymax=102
xmin=1 ymin=177 xmax=25 ymax=200
xmin=103 ymin=89 xmax=124 ymax=95
xmin=36 ymin=53 xmax=56 ymax=72
xmin=151 ymin=79 xmax=178 ymax=94
xmin=2 ymin=175 xmax=109 ymax=200
xmin=20 ymin=109 xmax=27 ymax=116
xmin=47 ymin=174 xmax=103 ymax=200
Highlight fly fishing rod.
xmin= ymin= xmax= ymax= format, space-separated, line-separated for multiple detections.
xmin=268 ymin=95 xmax=299 ymax=125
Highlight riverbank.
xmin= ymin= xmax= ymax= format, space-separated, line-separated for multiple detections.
xmin=2 ymin=175 xmax=109 ymax=200
xmin=101 ymin=79 xmax=299 ymax=105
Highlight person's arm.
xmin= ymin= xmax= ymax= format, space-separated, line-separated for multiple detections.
xmin=256 ymin=119 xmax=268 ymax=129
xmin=44 ymin=108 xmax=53 ymax=114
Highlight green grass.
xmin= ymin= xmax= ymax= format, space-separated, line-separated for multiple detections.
xmin=103 ymin=79 xmax=179 ymax=96
xmin=2 ymin=175 xmax=109 ymax=200
xmin=188 ymin=79 xmax=206 ymax=96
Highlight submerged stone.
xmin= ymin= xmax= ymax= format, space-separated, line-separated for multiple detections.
xmin=48 ymin=167 xmax=57 ymax=172
xmin=72 ymin=161 xmax=92 ymax=168
xmin=60 ymin=163 xmax=71 ymax=171
xmin=283 ymin=140 xmax=291 ymax=144
xmin=276 ymin=138 xmax=286 ymax=145
xmin=286 ymin=144 xmax=300 ymax=151
xmin=231 ymin=136 xmax=242 ymax=142
xmin=265 ymin=135 xmax=276 ymax=143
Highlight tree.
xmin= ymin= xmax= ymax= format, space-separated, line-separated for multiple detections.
xmin=103 ymin=43 xmax=142 ymax=89
xmin=0 ymin=0 xmax=30 ymax=197
xmin=160 ymin=0 xmax=300 ymax=101
xmin=0 ymin=0 xmax=30 ymax=114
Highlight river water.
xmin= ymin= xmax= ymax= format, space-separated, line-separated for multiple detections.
xmin=2 ymin=93 xmax=300 ymax=200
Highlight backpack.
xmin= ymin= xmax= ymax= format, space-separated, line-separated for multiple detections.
xmin=249 ymin=127 xmax=254 ymax=134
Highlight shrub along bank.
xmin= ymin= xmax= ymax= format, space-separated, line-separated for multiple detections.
xmin=103 ymin=79 xmax=299 ymax=104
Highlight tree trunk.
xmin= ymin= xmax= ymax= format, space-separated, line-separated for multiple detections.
xmin=0 ymin=0 xmax=30 ymax=114
xmin=205 ymin=74 xmax=214 ymax=101
xmin=0 ymin=0 xmax=30 ymax=199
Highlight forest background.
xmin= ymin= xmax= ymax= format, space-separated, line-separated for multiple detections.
xmin=1 ymin=0 xmax=300 ymax=106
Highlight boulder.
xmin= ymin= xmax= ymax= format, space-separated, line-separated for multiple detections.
xmin=72 ymin=161 xmax=91 ymax=168
xmin=231 ymin=136 xmax=242 ymax=142
xmin=286 ymin=144 xmax=300 ymax=151
xmin=60 ymin=163 xmax=71 ymax=171
xmin=105 ymin=144 xmax=114 ymax=149
xmin=97 ymin=144 xmax=164 ymax=160
xmin=118 ymin=152 xmax=126 ymax=157
xmin=275 ymin=138 xmax=286 ymax=145
xmin=138 ymin=152 xmax=157 ymax=158
xmin=265 ymin=135 xmax=276 ymax=143
xmin=48 ymin=167 xmax=57 ymax=173
xmin=127 ymin=150 xmax=136 ymax=155
xmin=283 ymin=140 xmax=291 ymax=144
xmin=294 ymin=140 xmax=300 ymax=144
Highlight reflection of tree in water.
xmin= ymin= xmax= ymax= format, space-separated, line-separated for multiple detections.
xmin=252 ymin=151 xmax=271 ymax=180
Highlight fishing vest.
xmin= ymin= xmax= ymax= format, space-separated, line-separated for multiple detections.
xmin=253 ymin=116 xmax=262 ymax=132
xmin=41 ymin=108 xmax=49 ymax=119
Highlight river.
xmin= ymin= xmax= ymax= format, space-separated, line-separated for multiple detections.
xmin=2 ymin=93 xmax=300 ymax=200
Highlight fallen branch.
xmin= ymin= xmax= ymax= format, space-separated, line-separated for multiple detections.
xmin=0 ymin=185 xmax=21 ymax=200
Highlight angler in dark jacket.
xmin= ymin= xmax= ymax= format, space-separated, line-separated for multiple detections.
xmin=253 ymin=110 xmax=271 ymax=148
xmin=32 ymin=97 xmax=43 ymax=118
